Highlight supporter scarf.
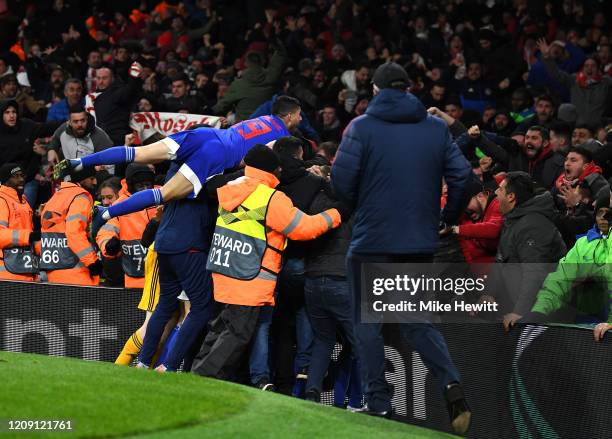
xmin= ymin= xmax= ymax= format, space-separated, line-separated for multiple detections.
xmin=576 ymin=71 xmax=602 ymax=88
xmin=527 ymin=144 xmax=553 ymax=175
xmin=554 ymin=162 xmax=603 ymax=190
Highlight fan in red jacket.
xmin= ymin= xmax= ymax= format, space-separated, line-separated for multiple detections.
xmin=446 ymin=180 xmax=504 ymax=264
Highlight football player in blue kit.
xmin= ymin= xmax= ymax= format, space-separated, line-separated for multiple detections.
xmin=54 ymin=96 xmax=302 ymax=220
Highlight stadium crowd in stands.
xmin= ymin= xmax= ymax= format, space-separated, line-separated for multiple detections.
xmin=1 ymin=0 xmax=612 ymax=429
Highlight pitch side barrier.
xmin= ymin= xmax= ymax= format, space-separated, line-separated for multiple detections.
xmin=1 ymin=280 xmax=610 ymax=438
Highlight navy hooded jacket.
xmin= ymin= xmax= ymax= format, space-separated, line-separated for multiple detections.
xmin=331 ymin=88 xmax=472 ymax=254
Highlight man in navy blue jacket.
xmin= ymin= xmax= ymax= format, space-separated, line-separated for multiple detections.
xmin=331 ymin=62 xmax=472 ymax=434
xmin=137 ymin=161 xmax=214 ymax=372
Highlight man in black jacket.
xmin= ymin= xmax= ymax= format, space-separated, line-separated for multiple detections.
xmin=269 ymin=135 xmax=331 ymax=395
xmin=467 ymin=125 xmax=563 ymax=190
xmin=492 ymin=172 xmax=567 ymax=330
xmin=93 ymin=63 xmax=143 ymax=145
xmin=302 ymin=189 xmax=361 ymax=408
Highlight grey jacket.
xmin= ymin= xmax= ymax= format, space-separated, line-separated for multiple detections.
xmin=48 ymin=114 xmax=113 ymax=160
xmin=543 ymin=57 xmax=611 ymax=126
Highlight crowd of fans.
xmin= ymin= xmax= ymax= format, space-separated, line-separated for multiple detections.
xmin=1 ymin=0 xmax=612 ymax=417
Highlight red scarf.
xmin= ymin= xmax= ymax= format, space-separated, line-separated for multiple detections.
xmin=576 ymin=71 xmax=602 ymax=88
xmin=555 ymin=161 xmax=603 ymax=189
xmin=527 ymin=144 xmax=553 ymax=175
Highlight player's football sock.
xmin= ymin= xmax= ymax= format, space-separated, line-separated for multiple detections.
xmin=115 ymin=331 xmax=143 ymax=365
xmin=54 ymin=147 xmax=136 ymax=179
xmin=106 ymin=188 xmax=163 ymax=219
xmin=155 ymin=324 xmax=181 ymax=368
xmin=81 ymin=146 xmax=136 ymax=168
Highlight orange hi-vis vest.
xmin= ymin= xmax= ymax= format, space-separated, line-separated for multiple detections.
xmin=209 ymin=166 xmax=341 ymax=307
xmin=40 ymin=182 xmax=99 ymax=286
xmin=0 ymin=185 xmax=37 ymax=281
xmin=96 ymin=181 xmax=156 ymax=289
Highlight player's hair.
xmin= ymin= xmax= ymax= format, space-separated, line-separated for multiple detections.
xmin=273 ymin=136 xmax=303 ymax=157
xmin=272 ymin=96 xmax=301 ymax=118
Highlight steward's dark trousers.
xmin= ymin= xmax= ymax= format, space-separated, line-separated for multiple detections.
xmin=192 ymin=304 xmax=260 ymax=379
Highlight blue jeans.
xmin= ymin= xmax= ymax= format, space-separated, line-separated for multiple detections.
xmin=347 ymin=251 xmax=461 ymax=412
xmin=138 ymin=251 xmax=213 ymax=371
xmin=249 ymin=305 xmax=274 ymax=384
xmin=304 ymin=275 xmax=358 ymax=395
xmin=23 ymin=180 xmax=38 ymax=209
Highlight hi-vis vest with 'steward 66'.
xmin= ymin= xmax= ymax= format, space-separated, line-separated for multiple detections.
xmin=207 ymin=184 xmax=285 ymax=280
xmin=39 ymin=187 xmax=90 ymax=270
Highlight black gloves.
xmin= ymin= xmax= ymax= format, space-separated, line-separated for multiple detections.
xmin=28 ymin=231 xmax=41 ymax=245
xmin=334 ymin=201 xmax=352 ymax=223
xmin=88 ymin=260 xmax=104 ymax=277
xmin=105 ymin=237 xmax=121 ymax=256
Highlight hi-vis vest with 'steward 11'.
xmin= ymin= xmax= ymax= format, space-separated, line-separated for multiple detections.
xmin=206 ymin=184 xmax=285 ymax=280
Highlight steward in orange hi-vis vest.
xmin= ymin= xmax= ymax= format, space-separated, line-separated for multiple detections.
xmin=207 ymin=158 xmax=342 ymax=306
xmin=40 ymin=168 xmax=101 ymax=286
xmin=0 ymin=164 xmax=37 ymax=281
xmin=193 ymin=144 xmax=343 ymax=379
xmin=97 ymin=164 xmax=156 ymax=289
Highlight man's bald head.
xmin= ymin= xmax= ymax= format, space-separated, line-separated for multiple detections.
xmin=96 ymin=68 xmax=114 ymax=91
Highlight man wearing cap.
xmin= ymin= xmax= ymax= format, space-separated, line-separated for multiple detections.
xmin=40 ymin=167 xmax=102 ymax=286
xmin=0 ymin=163 xmax=38 ymax=281
xmin=96 ymin=164 xmax=157 ymax=289
xmin=332 ymin=62 xmax=473 ymax=433
xmin=192 ymin=144 xmax=344 ymax=379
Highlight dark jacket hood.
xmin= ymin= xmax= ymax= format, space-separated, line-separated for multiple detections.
xmin=279 ymin=153 xmax=307 ymax=185
xmin=365 ymin=89 xmax=427 ymax=124
xmin=242 ymin=65 xmax=266 ymax=85
xmin=0 ymin=99 xmax=19 ymax=133
xmin=506 ymin=191 xmax=556 ymax=222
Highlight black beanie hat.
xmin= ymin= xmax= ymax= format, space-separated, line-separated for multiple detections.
xmin=244 ymin=144 xmax=281 ymax=174
xmin=70 ymin=166 xmax=97 ymax=183
xmin=594 ymin=193 xmax=611 ymax=216
xmin=126 ymin=163 xmax=155 ymax=185
xmin=465 ymin=173 xmax=485 ymax=199
xmin=0 ymin=163 xmax=22 ymax=184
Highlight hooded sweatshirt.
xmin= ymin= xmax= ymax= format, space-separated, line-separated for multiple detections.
xmin=0 ymin=100 xmax=60 ymax=180
xmin=47 ymin=112 xmax=113 ymax=160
